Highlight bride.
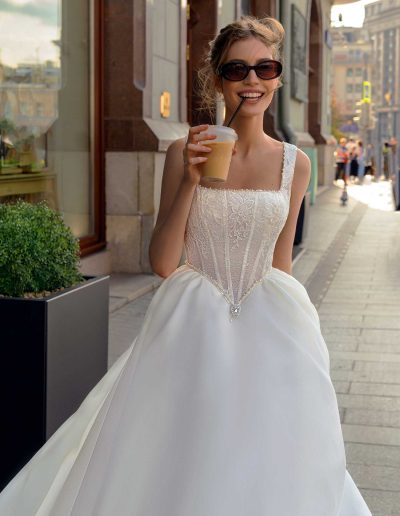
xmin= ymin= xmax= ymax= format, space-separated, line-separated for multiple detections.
xmin=0 ymin=16 xmax=372 ymax=516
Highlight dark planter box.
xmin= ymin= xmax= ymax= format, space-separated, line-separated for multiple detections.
xmin=0 ymin=275 xmax=109 ymax=490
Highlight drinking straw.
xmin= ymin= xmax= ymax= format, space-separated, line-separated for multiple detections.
xmin=226 ymin=97 xmax=246 ymax=127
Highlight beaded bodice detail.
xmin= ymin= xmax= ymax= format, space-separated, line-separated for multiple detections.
xmin=184 ymin=142 xmax=298 ymax=317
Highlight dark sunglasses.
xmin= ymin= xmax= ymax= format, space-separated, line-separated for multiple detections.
xmin=217 ymin=60 xmax=282 ymax=81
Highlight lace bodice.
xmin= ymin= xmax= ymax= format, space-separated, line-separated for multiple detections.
xmin=184 ymin=142 xmax=298 ymax=318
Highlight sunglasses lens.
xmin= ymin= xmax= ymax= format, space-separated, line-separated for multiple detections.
xmin=256 ymin=61 xmax=282 ymax=79
xmin=220 ymin=61 xmax=282 ymax=81
xmin=221 ymin=63 xmax=248 ymax=81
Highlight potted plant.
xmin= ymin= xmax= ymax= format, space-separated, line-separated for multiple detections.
xmin=0 ymin=201 xmax=109 ymax=490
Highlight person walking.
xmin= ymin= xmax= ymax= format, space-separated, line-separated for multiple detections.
xmin=382 ymin=141 xmax=391 ymax=180
xmin=356 ymin=140 xmax=365 ymax=183
xmin=348 ymin=140 xmax=359 ymax=182
xmin=364 ymin=143 xmax=374 ymax=177
xmin=334 ymin=137 xmax=349 ymax=184
xmin=0 ymin=16 xmax=372 ymax=516
xmin=389 ymin=137 xmax=398 ymax=182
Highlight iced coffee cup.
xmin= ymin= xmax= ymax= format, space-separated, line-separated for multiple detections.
xmin=199 ymin=125 xmax=238 ymax=182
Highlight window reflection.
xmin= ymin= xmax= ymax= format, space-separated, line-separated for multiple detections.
xmin=0 ymin=0 xmax=60 ymax=173
xmin=0 ymin=0 xmax=93 ymax=239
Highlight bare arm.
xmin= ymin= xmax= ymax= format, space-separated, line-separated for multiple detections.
xmin=272 ymin=149 xmax=311 ymax=275
xmin=149 ymin=125 xmax=216 ymax=278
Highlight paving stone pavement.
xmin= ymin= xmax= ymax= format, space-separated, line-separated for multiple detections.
xmin=108 ymin=180 xmax=400 ymax=515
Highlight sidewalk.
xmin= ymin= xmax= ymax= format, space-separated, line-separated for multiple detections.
xmin=302 ymin=181 xmax=400 ymax=516
xmin=108 ymin=180 xmax=400 ymax=515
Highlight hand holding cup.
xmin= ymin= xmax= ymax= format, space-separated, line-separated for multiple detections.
xmin=182 ymin=125 xmax=216 ymax=185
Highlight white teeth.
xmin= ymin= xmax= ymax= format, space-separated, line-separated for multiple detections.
xmin=240 ymin=93 xmax=263 ymax=99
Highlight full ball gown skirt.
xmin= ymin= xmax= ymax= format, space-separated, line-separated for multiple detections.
xmin=0 ymin=143 xmax=372 ymax=516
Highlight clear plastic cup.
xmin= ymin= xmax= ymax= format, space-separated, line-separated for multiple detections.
xmin=199 ymin=125 xmax=238 ymax=182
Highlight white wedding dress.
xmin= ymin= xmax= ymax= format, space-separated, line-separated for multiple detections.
xmin=0 ymin=142 xmax=372 ymax=515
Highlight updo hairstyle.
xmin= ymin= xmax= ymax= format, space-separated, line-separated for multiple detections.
xmin=197 ymin=16 xmax=285 ymax=118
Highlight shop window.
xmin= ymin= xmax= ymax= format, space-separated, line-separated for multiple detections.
xmin=0 ymin=0 xmax=103 ymax=249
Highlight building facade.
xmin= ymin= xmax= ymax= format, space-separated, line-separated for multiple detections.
xmin=0 ymin=0 xmax=346 ymax=275
xmin=331 ymin=26 xmax=372 ymax=135
xmin=363 ymin=0 xmax=400 ymax=174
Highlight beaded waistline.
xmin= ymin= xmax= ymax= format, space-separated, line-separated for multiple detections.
xmin=185 ymin=260 xmax=272 ymax=321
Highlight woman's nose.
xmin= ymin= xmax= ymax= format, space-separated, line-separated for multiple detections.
xmin=244 ymin=69 xmax=259 ymax=83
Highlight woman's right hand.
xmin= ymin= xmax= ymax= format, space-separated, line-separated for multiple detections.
xmin=182 ymin=124 xmax=216 ymax=185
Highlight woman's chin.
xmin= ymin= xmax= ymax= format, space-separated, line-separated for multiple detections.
xmin=239 ymin=102 xmax=273 ymax=117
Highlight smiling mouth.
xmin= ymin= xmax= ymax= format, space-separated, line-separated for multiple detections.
xmin=238 ymin=93 xmax=264 ymax=100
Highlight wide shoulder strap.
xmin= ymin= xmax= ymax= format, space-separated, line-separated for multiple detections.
xmin=281 ymin=142 xmax=298 ymax=194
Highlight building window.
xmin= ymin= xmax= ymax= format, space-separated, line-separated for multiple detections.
xmin=347 ymin=84 xmax=354 ymax=93
xmin=347 ymin=68 xmax=353 ymax=77
xmin=355 ymin=84 xmax=362 ymax=92
xmin=0 ymin=0 xmax=104 ymax=250
xmin=355 ymin=68 xmax=362 ymax=76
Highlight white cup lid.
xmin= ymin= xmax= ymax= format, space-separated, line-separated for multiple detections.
xmin=199 ymin=125 xmax=238 ymax=144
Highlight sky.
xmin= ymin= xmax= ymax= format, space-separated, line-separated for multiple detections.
xmin=331 ymin=0 xmax=378 ymax=28
xmin=0 ymin=0 xmax=60 ymax=67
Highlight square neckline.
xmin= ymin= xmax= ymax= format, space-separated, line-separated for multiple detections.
xmin=197 ymin=141 xmax=287 ymax=194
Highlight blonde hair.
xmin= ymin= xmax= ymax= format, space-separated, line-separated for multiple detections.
xmin=196 ymin=16 xmax=285 ymax=119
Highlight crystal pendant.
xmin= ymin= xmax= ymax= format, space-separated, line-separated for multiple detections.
xmin=230 ymin=303 xmax=241 ymax=318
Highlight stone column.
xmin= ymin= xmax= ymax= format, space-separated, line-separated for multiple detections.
xmin=104 ymin=0 xmax=187 ymax=273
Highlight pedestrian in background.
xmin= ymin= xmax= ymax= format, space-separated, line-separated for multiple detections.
xmin=389 ymin=137 xmax=398 ymax=181
xmin=357 ymin=140 xmax=365 ymax=183
xmin=348 ymin=140 xmax=358 ymax=182
xmin=364 ymin=144 xmax=374 ymax=177
xmin=334 ymin=137 xmax=348 ymax=183
xmin=382 ymin=142 xmax=390 ymax=180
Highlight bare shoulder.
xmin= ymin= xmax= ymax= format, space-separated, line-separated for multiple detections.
xmin=169 ymin=137 xmax=186 ymax=152
xmin=166 ymin=137 xmax=186 ymax=163
xmin=161 ymin=137 xmax=186 ymax=186
xmin=294 ymin=148 xmax=311 ymax=174
xmin=264 ymin=135 xmax=284 ymax=153
xmin=292 ymin=147 xmax=311 ymax=191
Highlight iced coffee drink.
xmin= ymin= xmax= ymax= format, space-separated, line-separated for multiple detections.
xmin=199 ymin=126 xmax=238 ymax=182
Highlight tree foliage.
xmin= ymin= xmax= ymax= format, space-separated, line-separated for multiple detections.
xmin=330 ymin=91 xmax=346 ymax=142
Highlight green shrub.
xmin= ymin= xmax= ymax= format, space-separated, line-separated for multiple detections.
xmin=0 ymin=201 xmax=83 ymax=297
